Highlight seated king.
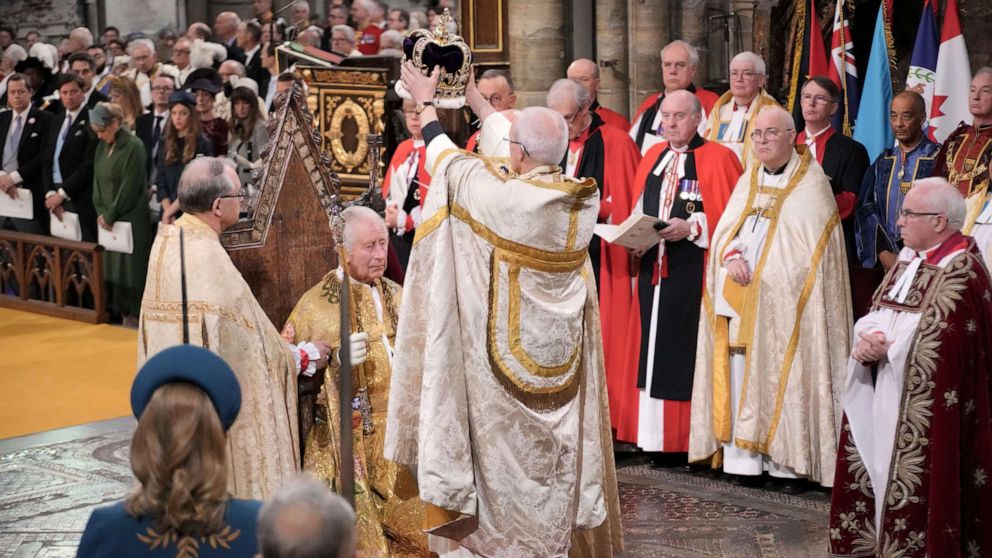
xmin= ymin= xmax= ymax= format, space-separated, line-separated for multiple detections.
xmin=282 ymin=205 xmax=427 ymax=556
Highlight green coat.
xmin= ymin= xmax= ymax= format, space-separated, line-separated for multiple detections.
xmin=92 ymin=128 xmax=151 ymax=317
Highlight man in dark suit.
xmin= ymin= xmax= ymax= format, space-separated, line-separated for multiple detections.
xmin=794 ymin=76 xmax=871 ymax=311
xmin=215 ymin=11 xmax=246 ymax=64
xmin=239 ymin=21 xmax=269 ymax=93
xmin=43 ymin=74 xmax=100 ymax=242
xmin=135 ymin=75 xmax=174 ymax=183
xmin=44 ymin=53 xmax=110 ymax=115
xmin=70 ymin=53 xmax=109 ymax=110
xmin=0 ymin=73 xmax=55 ymax=234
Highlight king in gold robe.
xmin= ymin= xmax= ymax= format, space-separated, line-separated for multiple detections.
xmin=690 ymin=147 xmax=852 ymax=486
xmin=284 ymin=266 xmax=428 ymax=557
xmin=138 ymin=213 xmax=300 ymax=500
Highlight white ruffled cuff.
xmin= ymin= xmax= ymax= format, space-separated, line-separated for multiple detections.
xmin=295 ymin=341 xmax=320 ymax=377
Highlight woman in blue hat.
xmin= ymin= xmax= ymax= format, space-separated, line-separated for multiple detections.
xmin=76 ymin=346 xmax=261 ymax=557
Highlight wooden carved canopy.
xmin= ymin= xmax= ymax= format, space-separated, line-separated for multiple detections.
xmin=220 ymin=84 xmax=342 ymax=328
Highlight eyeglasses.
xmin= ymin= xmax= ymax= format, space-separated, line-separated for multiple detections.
xmin=801 ymin=93 xmax=835 ymax=105
xmin=561 ymin=108 xmax=588 ymax=124
xmin=502 ymin=137 xmax=530 ymax=158
xmin=482 ymin=94 xmax=505 ymax=107
xmin=152 ymin=86 xmax=174 ymax=92
xmin=218 ymin=190 xmax=248 ymax=201
xmin=730 ymin=70 xmax=760 ymax=80
xmin=898 ymin=209 xmax=943 ymax=219
xmin=749 ymin=128 xmax=793 ymax=141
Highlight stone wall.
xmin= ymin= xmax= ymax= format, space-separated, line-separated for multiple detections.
xmin=0 ymin=0 xmax=83 ymax=45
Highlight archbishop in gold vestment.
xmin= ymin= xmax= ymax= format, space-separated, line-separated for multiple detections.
xmin=138 ymin=214 xmax=300 ymax=500
xmin=283 ymin=269 xmax=428 ymax=557
xmin=385 ymin=129 xmax=622 ymax=557
xmin=689 ymin=149 xmax=852 ymax=486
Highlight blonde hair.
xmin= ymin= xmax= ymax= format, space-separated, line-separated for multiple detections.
xmin=125 ymin=382 xmax=229 ymax=538
xmin=108 ymin=76 xmax=144 ymax=130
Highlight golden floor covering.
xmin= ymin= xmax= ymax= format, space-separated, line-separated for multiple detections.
xmin=0 ymin=308 xmax=137 ymax=439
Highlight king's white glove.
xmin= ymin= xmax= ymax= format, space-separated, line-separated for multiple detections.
xmin=335 ymin=332 xmax=369 ymax=367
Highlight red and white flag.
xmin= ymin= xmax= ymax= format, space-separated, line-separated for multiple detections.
xmin=929 ymin=0 xmax=972 ymax=143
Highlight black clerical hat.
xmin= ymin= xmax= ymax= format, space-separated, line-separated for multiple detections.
xmin=130 ymin=345 xmax=242 ymax=430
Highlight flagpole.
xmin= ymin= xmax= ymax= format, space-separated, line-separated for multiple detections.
xmin=838 ymin=1 xmax=851 ymax=136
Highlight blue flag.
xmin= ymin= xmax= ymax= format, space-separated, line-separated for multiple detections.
xmin=906 ymin=0 xmax=939 ymax=127
xmin=853 ymin=5 xmax=894 ymax=162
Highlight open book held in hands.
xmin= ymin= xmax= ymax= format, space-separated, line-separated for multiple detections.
xmin=593 ymin=213 xmax=665 ymax=251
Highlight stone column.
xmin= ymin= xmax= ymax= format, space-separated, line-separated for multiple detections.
xmin=626 ymin=0 xmax=669 ymax=113
xmin=595 ymin=0 xmax=630 ymax=117
xmin=507 ymin=0 xmax=567 ymax=108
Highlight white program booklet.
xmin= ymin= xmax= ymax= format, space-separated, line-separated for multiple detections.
xmin=593 ymin=212 xmax=664 ymax=251
xmin=50 ymin=211 xmax=82 ymax=241
xmin=98 ymin=221 xmax=133 ymax=254
xmin=0 ymin=188 xmax=33 ymax=219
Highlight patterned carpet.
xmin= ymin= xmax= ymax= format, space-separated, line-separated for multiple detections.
xmin=0 ymin=424 xmax=830 ymax=557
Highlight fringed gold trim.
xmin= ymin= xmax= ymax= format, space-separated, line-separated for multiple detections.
xmin=486 ymin=252 xmax=582 ymax=412
xmin=881 ymin=2 xmax=897 ymax=75
xmin=450 ymin=203 xmax=588 ymax=266
xmin=787 ymin=0 xmax=808 ymax=113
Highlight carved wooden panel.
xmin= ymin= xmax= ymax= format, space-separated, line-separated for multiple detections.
xmin=221 ymin=85 xmax=341 ymax=329
xmin=0 ymin=231 xmax=107 ymax=323
xmin=462 ymin=0 xmax=509 ymax=66
xmin=300 ymin=66 xmax=389 ymax=197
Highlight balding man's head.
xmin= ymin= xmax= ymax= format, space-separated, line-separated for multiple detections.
xmin=661 ymin=40 xmax=699 ymax=92
xmin=752 ymin=106 xmax=796 ymax=169
xmin=258 ymin=474 xmax=356 ymax=558
xmin=509 ymin=107 xmax=569 ymax=173
xmin=214 ymin=11 xmax=242 ymax=39
xmin=68 ymin=27 xmax=94 ymax=52
xmin=897 ymin=177 xmax=965 ymax=250
xmin=178 ymin=157 xmax=242 ymax=232
xmin=566 ymin=58 xmax=600 ymax=102
xmin=970 ymin=67 xmax=992 ymax=123
xmin=218 ymin=59 xmax=246 ymax=83
xmin=890 ymin=91 xmax=926 ymax=148
xmin=546 ymin=78 xmax=591 ymax=140
xmin=477 ymin=69 xmax=515 ymax=111
xmin=659 ymin=89 xmax=702 ymax=147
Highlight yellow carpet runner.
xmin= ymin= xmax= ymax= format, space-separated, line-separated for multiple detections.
xmin=0 ymin=308 xmax=137 ymax=438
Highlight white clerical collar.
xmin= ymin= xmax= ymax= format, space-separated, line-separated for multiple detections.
xmin=762 ymin=163 xmax=788 ymax=176
xmin=412 ymin=138 xmax=425 ymax=149
xmin=670 ymin=143 xmax=689 ymax=153
xmin=887 ymin=257 xmax=923 ymax=303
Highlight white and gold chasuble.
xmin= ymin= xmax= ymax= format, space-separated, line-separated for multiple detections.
xmin=689 ymin=150 xmax=852 ymax=486
xmin=138 ymin=214 xmax=300 ymax=499
xmin=384 ymin=133 xmax=621 ymax=557
xmin=703 ymin=90 xmax=781 ymax=169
